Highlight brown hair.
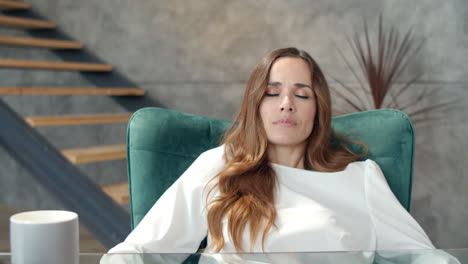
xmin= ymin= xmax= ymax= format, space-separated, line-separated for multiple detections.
xmin=206 ymin=47 xmax=367 ymax=252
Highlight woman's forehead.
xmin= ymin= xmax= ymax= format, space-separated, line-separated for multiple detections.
xmin=268 ymin=57 xmax=312 ymax=83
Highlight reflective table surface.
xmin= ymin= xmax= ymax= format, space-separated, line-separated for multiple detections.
xmin=0 ymin=249 xmax=466 ymax=263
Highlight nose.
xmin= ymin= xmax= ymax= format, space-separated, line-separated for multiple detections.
xmin=279 ymin=95 xmax=295 ymax=112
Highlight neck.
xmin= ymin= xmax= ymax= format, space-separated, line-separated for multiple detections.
xmin=267 ymin=143 xmax=306 ymax=169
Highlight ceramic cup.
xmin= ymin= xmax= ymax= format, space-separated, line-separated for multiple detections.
xmin=10 ymin=210 xmax=79 ymax=264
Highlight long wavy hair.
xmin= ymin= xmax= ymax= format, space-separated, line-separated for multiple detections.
xmin=206 ymin=47 xmax=367 ymax=252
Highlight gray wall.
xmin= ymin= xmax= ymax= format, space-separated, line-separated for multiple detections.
xmin=1 ymin=0 xmax=466 ymax=248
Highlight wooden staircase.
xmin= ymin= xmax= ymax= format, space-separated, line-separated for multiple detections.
xmin=0 ymin=35 xmax=83 ymax=49
xmin=0 ymin=87 xmax=145 ymax=95
xmin=25 ymin=113 xmax=133 ymax=126
xmin=0 ymin=58 xmax=113 ymax=71
xmin=0 ymin=0 xmax=30 ymax=11
xmin=61 ymin=144 xmax=127 ymax=164
xmin=0 ymin=1 xmax=132 ymax=205
xmin=0 ymin=14 xmax=55 ymax=29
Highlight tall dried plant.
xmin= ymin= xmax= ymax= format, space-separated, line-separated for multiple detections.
xmin=332 ymin=15 xmax=461 ymax=126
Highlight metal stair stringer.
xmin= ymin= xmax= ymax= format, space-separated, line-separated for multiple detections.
xmin=0 ymin=99 xmax=130 ymax=249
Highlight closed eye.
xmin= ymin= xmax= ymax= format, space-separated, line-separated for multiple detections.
xmin=296 ymin=95 xmax=309 ymax=99
xmin=265 ymin=93 xmax=280 ymax=97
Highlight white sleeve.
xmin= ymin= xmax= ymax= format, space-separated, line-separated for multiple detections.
xmin=107 ymin=146 xmax=225 ymax=254
xmin=365 ymin=159 xmax=460 ymax=264
xmin=365 ymin=159 xmax=434 ymax=250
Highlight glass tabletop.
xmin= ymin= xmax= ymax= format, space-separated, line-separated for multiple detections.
xmin=0 ymin=249 xmax=466 ymax=263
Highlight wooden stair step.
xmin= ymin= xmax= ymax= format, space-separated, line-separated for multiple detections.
xmin=25 ymin=113 xmax=133 ymax=127
xmin=0 ymin=15 xmax=55 ymax=29
xmin=0 ymin=87 xmax=145 ymax=95
xmin=101 ymin=182 xmax=129 ymax=205
xmin=0 ymin=35 xmax=83 ymax=49
xmin=0 ymin=0 xmax=30 ymax=11
xmin=61 ymin=144 xmax=126 ymax=164
xmin=0 ymin=59 xmax=112 ymax=71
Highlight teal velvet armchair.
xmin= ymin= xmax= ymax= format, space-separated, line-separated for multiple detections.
xmin=126 ymin=107 xmax=415 ymax=229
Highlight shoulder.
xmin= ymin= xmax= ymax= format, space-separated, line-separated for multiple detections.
xmin=351 ymin=159 xmax=386 ymax=182
xmin=347 ymin=159 xmax=381 ymax=172
xmin=197 ymin=144 xmax=225 ymax=161
xmin=362 ymin=159 xmax=385 ymax=177
xmin=360 ymin=159 xmax=394 ymax=194
xmin=344 ymin=158 xmax=377 ymax=172
xmin=344 ymin=159 xmax=386 ymax=185
xmin=184 ymin=145 xmax=226 ymax=183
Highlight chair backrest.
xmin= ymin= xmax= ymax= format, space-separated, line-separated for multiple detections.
xmin=127 ymin=107 xmax=415 ymax=229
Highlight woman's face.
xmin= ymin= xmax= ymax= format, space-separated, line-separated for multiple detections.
xmin=259 ymin=57 xmax=317 ymax=148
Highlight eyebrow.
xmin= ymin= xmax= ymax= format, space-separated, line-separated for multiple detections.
xmin=267 ymin=82 xmax=312 ymax=89
xmin=295 ymin=83 xmax=312 ymax=88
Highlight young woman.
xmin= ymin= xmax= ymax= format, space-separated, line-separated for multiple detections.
xmin=104 ymin=48 xmax=458 ymax=263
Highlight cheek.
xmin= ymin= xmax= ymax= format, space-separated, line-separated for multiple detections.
xmin=302 ymin=104 xmax=317 ymax=131
xmin=259 ymin=101 xmax=270 ymax=124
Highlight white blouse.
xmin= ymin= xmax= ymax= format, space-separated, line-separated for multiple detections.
xmin=104 ymin=145 xmax=459 ymax=263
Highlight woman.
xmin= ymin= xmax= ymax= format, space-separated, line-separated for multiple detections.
xmin=104 ymin=48 xmax=458 ymax=263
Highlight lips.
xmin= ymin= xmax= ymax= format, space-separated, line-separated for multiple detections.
xmin=273 ymin=118 xmax=297 ymax=127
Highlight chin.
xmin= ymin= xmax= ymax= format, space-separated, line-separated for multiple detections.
xmin=268 ymin=138 xmax=307 ymax=147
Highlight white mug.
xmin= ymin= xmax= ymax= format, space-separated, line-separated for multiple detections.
xmin=10 ymin=210 xmax=79 ymax=264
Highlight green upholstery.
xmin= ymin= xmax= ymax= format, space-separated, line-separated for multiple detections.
xmin=127 ymin=107 xmax=415 ymax=229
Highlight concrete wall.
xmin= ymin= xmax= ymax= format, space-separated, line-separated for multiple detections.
xmin=0 ymin=0 xmax=466 ymax=248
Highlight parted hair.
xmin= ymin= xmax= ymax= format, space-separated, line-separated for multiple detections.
xmin=206 ymin=47 xmax=367 ymax=252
